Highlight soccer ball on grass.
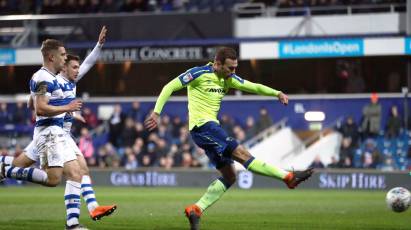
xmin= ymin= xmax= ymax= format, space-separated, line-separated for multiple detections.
xmin=385 ymin=187 xmax=411 ymax=213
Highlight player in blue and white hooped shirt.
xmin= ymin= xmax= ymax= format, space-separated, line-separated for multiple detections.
xmin=0 ymin=39 xmax=87 ymax=230
xmin=56 ymin=26 xmax=116 ymax=221
xmin=1 ymin=27 xmax=115 ymax=226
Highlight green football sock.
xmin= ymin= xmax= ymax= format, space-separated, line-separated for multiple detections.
xmin=246 ymin=158 xmax=288 ymax=180
xmin=195 ymin=178 xmax=229 ymax=211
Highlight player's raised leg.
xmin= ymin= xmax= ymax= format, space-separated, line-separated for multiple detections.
xmin=76 ymin=153 xmax=117 ymax=220
xmin=233 ymin=145 xmax=314 ymax=189
xmin=0 ymin=141 xmax=51 ymax=185
xmin=0 ymin=155 xmax=14 ymax=165
xmin=0 ymin=161 xmax=48 ymax=184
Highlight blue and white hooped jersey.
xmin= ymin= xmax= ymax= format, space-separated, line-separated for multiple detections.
xmin=56 ymin=74 xmax=77 ymax=133
xmin=29 ymin=67 xmax=66 ymax=128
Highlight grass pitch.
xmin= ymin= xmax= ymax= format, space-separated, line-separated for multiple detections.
xmin=0 ymin=187 xmax=409 ymax=230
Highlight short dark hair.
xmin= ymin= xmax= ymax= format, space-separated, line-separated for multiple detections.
xmin=215 ymin=47 xmax=237 ymax=65
xmin=40 ymin=39 xmax=64 ymax=57
xmin=65 ymin=54 xmax=80 ymax=65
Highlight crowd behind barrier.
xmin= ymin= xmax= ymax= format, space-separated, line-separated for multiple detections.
xmin=0 ymin=98 xmax=410 ymax=171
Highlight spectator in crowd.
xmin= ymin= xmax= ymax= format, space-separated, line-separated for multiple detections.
xmin=92 ymin=125 xmax=109 ymax=152
xmin=123 ymin=147 xmax=138 ymax=169
xmin=309 ymin=155 xmax=325 ymax=168
xmin=340 ymin=156 xmax=352 ymax=168
xmin=176 ymin=125 xmax=193 ymax=148
xmin=82 ymin=107 xmax=98 ymax=129
xmin=339 ymin=137 xmax=354 ymax=163
xmin=171 ymin=116 xmax=183 ymax=139
xmin=338 ymin=115 xmax=360 ymax=147
xmin=244 ymin=116 xmax=258 ymax=140
xmin=135 ymin=121 xmax=148 ymax=140
xmin=160 ymin=114 xmax=172 ymax=131
xmin=181 ymin=151 xmax=193 ymax=168
xmin=362 ymin=152 xmax=374 ymax=169
xmin=233 ymin=125 xmax=247 ymax=143
xmin=139 ymin=142 xmax=157 ymax=167
xmin=121 ymin=117 xmax=138 ymax=147
xmin=97 ymin=143 xmax=119 ymax=168
xmin=256 ymin=107 xmax=273 ymax=133
xmin=380 ymin=157 xmax=396 ymax=171
xmin=157 ymin=124 xmax=172 ymax=143
xmin=327 ymin=156 xmax=339 ymax=168
xmin=109 ymin=104 xmax=126 ymax=147
xmin=125 ymin=153 xmax=138 ymax=169
xmin=78 ymin=127 xmax=95 ymax=165
xmin=0 ymin=102 xmax=12 ymax=124
xmin=361 ymin=138 xmax=381 ymax=168
xmin=220 ymin=114 xmax=235 ymax=136
xmin=127 ymin=101 xmax=144 ymax=123
xmin=159 ymin=154 xmax=174 ymax=169
xmin=159 ymin=143 xmax=178 ymax=169
xmin=361 ymin=93 xmax=381 ymax=138
xmin=12 ymin=101 xmax=29 ymax=125
xmin=156 ymin=138 xmax=170 ymax=159
xmin=385 ymin=105 xmax=402 ymax=139
xmin=192 ymin=147 xmax=210 ymax=169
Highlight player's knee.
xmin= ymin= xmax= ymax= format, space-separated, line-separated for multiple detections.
xmin=232 ymin=145 xmax=251 ymax=164
xmin=46 ymin=174 xmax=62 ymax=187
xmin=80 ymin=166 xmax=89 ymax=176
xmin=65 ymin=169 xmax=82 ymax=182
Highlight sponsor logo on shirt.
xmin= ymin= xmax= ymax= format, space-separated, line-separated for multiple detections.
xmin=182 ymin=73 xmax=193 ymax=83
xmin=207 ymin=88 xmax=225 ymax=94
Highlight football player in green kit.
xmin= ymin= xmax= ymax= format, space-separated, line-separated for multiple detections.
xmin=145 ymin=47 xmax=314 ymax=230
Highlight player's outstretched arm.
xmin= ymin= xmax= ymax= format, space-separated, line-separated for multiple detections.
xmin=76 ymin=25 xmax=107 ymax=82
xmin=34 ymin=82 xmax=82 ymax=116
xmin=229 ymin=76 xmax=288 ymax=105
xmin=144 ymin=77 xmax=184 ymax=131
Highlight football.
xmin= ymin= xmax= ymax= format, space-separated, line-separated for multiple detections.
xmin=386 ymin=187 xmax=411 ymax=213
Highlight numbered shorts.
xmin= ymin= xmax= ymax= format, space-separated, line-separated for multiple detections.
xmin=35 ymin=126 xmax=77 ymax=168
xmin=190 ymin=121 xmax=239 ymax=169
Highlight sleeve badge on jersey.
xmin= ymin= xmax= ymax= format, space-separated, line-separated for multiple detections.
xmin=182 ymin=73 xmax=193 ymax=83
xmin=231 ymin=74 xmax=244 ymax=84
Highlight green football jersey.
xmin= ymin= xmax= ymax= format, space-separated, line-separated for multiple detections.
xmin=154 ymin=63 xmax=281 ymax=130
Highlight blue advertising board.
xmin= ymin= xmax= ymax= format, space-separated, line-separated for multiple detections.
xmin=279 ymin=39 xmax=364 ymax=58
xmin=405 ymin=38 xmax=411 ymax=55
xmin=0 ymin=49 xmax=16 ymax=65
